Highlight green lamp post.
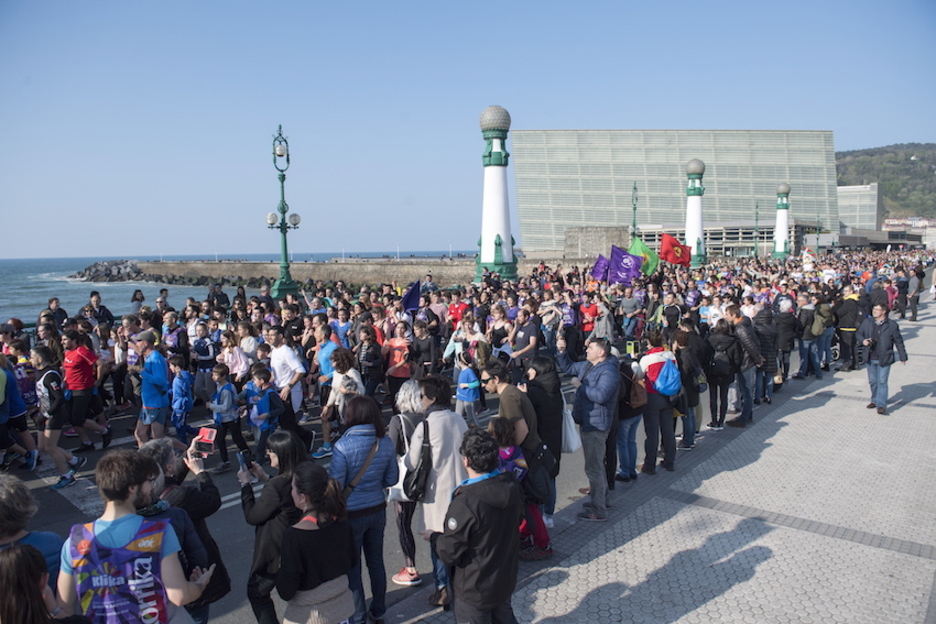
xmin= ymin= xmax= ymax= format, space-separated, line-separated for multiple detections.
xmin=629 ymin=182 xmax=639 ymax=241
xmin=754 ymin=202 xmax=760 ymax=258
xmin=266 ymin=125 xmax=302 ymax=300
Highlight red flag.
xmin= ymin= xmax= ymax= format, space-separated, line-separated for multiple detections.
xmin=660 ymin=233 xmax=692 ymax=267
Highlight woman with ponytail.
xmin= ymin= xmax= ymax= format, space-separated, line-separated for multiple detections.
xmin=277 ymin=462 xmax=356 ymax=624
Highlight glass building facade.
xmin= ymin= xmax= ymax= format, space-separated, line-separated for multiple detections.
xmin=511 ymin=129 xmax=839 ymax=254
xmin=837 ymin=184 xmax=882 ymax=231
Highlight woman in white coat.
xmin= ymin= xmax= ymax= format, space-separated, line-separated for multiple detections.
xmin=405 ymin=374 xmax=468 ymax=611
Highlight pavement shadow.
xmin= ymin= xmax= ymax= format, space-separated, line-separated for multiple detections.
xmin=889 ymin=381 xmax=936 ymax=410
xmin=534 ymin=518 xmax=773 ymax=624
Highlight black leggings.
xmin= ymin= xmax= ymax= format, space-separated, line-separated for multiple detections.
xmin=708 ymin=381 xmax=731 ymax=425
xmin=215 ymin=421 xmax=249 ymax=462
xmin=394 ymin=500 xmax=418 ymax=568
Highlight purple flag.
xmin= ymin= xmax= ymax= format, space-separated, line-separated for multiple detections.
xmin=591 ymin=255 xmax=609 ymax=281
xmin=608 ymin=245 xmax=644 ymax=286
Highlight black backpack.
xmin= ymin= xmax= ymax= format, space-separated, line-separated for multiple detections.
xmin=710 ymin=347 xmax=734 ymax=379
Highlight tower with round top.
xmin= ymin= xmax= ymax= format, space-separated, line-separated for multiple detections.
xmin=684 ymin=158 xmax=706 ymax=268
xmin=773 ymin=183 xmax=791 ymax=258
xmin=476 ymin=106 xmax=518 ymax=282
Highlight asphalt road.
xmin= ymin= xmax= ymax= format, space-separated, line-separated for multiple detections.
xmin=22 ymin=383 xmax=626 ymax=623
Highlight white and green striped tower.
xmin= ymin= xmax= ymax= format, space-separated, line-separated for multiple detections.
xmin=773 ymin=183 xmax=791 ymax=258
xmin=475 ymin=106 xmax=518 ymax=282
xmin=685 ymin=158 xmax=706 ymax=268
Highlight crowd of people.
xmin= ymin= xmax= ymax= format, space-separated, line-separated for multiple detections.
xmin=0 ymin=247 xmax=931 ymax=624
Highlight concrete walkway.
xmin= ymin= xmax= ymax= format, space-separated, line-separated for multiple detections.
xmin=395 ymin=304 xmax=936 ymax=624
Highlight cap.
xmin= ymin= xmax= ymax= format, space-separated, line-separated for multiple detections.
xmin=134 ymin=330 xmax=157 ymax=344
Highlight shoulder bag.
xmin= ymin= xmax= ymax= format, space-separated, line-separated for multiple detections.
xmin=343 ymin=440 xmax=381 ymax=500
xmin=387 ymin=415 xmax=415 ymax=502
xmin=560 ymin=391 xmax=581 ymax=454
xmin=402 ymin=420 xmax=432 ymax=502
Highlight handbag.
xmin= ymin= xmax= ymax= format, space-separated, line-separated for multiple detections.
xmin=402 ymin=420 xmax=432 ymax=502
xmin=342 ymin=440 xmax=380 ymax=500
xmin=560 ymin=391 xmax=581 ymax=454
xmin=529 ymin=441 xmax=559 ymax=479
xmin=387 ymin=415 xmax=415 ymax=503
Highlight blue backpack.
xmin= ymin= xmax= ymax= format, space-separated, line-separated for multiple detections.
xmin=654 ymin=358 xmax=682 ymax=397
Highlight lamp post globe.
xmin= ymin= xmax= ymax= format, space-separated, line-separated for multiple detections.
xmin=267 ymin=124 xmax=300 ymax=300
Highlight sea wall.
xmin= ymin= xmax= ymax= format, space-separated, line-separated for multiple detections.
xmin=132 ymin=258 xmax=562 ymax=288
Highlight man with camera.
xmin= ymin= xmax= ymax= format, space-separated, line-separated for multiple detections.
xmin=855 ymin=303 xmax=907 ymax=415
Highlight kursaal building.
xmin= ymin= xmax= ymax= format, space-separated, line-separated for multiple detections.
xmin=510 ymin=129 xmax=841 ymax=257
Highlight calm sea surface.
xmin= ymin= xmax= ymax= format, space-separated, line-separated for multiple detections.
xmin=0 ymin=251 xmax=462 ymax=325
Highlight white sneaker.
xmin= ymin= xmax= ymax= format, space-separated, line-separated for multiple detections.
xmin=543 ymin=514 xmax=554 ymax=528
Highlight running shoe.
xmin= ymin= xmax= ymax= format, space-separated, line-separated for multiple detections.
xmin=24 ymin=450 xmax=39 ymax=471
xmin=52 ymin=475 xmax=77 ymax=490
xmin=69 ymin=455 xmax=89 ymax=474
xmin=73 ymin=443 xmax=95 ymax=454
xmin=311 ymin=445 xmax=333 ymax=460
xmin=101 ymin=427 xmax=113 ymax=449
xmin=212 ymin=461 xmax=231 ymax=474
xmin=391 ymin=568 xmax=422 ymax=586
xmin=543 ymin=514 xmax=554 ymax=528
xmin=62 ymin=427 xmax=79 ymax=438
xmin=0 ymin=453 xmax=16 ymax=470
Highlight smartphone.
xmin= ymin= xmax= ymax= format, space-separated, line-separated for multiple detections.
xmin=239 ymin=450 xmax=253 ymax=471
xmin=195 ymin=427 xmax=217 ymax=457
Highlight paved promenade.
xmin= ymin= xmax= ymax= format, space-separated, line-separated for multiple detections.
xmin=394 ymin=304 xmax=936 ymax=624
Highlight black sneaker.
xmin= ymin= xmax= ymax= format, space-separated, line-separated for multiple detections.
xmin=73 ymin=443 xmax=95 ymax=454
xmin=101 ymin=428 xmax=113 ymax=449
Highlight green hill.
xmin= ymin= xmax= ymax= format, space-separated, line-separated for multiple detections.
xmin=836 ymin=143 xmax=936 ymax=218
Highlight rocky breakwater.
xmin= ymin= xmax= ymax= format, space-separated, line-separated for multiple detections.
xmin=69 ymin=259 xmax=144 ymax=282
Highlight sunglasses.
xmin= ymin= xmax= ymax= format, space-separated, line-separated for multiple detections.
xmin=480 ymin=376 xmax=493 ymax=383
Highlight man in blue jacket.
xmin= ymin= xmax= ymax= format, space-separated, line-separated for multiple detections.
xmin=556 ymin=336 xmax=620 ymax=522
xmin=856 ymin=303 xmax=908 ymax=415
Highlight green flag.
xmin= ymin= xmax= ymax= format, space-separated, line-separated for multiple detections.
xmin=628 ymin=237 xmax=659 ymax=276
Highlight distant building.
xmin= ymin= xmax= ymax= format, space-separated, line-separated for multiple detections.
xmin=837 ymin=184 xmax=883 ymax=231
xmin=510 ymin=129 xmax=839 ymax=255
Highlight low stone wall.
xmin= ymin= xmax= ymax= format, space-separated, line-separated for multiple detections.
xmin=135 ymin=259 xmax=564 ymax=289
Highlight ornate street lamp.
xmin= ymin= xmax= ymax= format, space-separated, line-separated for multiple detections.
xmin=628 ymin=182 xmax=639 ymax=237
xmin=754 ymin=202 xmax=760 ymax=258
xmin=267 ymin=125 xmax=301 ymax=299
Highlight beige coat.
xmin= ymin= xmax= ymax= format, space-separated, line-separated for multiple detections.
xmin=405 ymin=408 xmax=468 ymax=533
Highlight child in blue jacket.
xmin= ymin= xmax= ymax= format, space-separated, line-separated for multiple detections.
xmin=168 ymin=355 xmax=198 ymax=444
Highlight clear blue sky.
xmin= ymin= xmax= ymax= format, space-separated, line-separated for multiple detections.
xmin=1 ymin=0 xmax=933 ymax=259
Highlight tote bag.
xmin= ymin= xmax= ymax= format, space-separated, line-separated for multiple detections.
xmin=560 ymin=391 xmax=582 ymax=454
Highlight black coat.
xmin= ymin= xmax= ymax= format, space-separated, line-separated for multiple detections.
xmin=526 ymin=371 xmax=564 ymax=473
xmin=732 ymin=316 xmax=763 ymax=372
xmin=856 ymin=317 xmax=908 ymax=367
xmin=675 ymin=348 xmax=701 ymax=408
xmin=242 ymin=473 xmax=302 ymax=576
xmin=774 ymin=312 xmax=797 ymax=352
xmin=162 ymin=469 xmax=231 ymax=605
xmin=752 ymin=309 xmax=779 ymax=373
xmin=833 ymin=297 xmax=862 ymax=330
xmin=706 ymin=331 xmax=742 ymax=384
xmin=432 ymin=472 xmax=523 ymax=612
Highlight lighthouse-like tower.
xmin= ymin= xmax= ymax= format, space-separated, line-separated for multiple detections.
xmin=773 ymin=183 xmax=791 ymax=258
xmin=475 ymin=106 xmax=518 ymax=282
xmin=684 ymin=158 xmax=706 ymax=268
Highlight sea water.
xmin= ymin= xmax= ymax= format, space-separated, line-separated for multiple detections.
xmin=0 ymin=251 xmax=462 ymax=326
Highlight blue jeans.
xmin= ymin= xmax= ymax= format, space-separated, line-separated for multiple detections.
xmin=348 ymin=509 xmax=387 ymax=623
xmin=541 ymin=325 xmax=558 ymax=357
xmin=818 ymin=327 xmax=835 ymax=365
xmin=797 ymin=339 xmax=822 ymax=378
xmin=737 ymin=367 xmax=756 ymax=423
xmin=616 ymin=414 xmax=642 ymax=478
xmin=621 ymin=316 xmax=638 ymax=340
xmin=755 ymin=369 xmax=774 ymax=401
xmin=430 ymin=539 xmax=450 ymax=590
xmin=866 ymin=360 xmax=891 ymax=408
xmin=680 ymin=406 xmax=696 ymax=446
xmin=542 ymin=477 xmax=558 ymax=517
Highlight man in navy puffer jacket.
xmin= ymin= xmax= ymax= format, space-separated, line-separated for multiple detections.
xmin=556 ymin=336 xmax=620 ymax=522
